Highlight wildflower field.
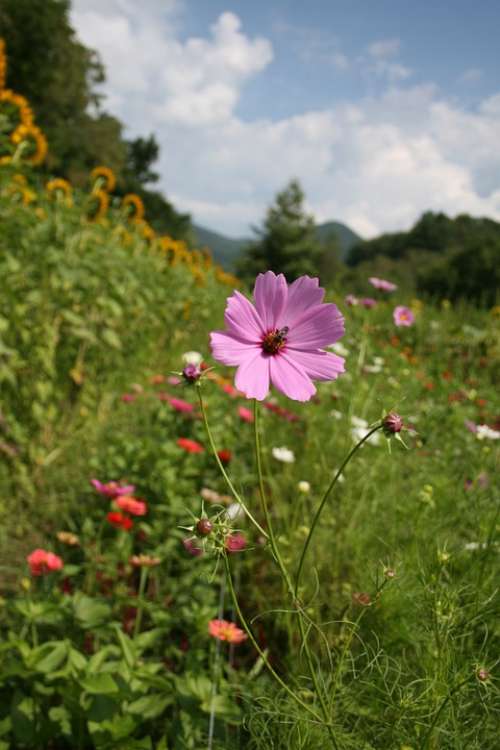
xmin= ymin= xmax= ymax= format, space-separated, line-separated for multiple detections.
xmin=0 ymin=38 xmax=499 ymax=750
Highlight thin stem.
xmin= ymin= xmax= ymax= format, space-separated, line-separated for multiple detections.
xmin=253 ymin=400 xmax=339 ymax=750
xmin=295 ymin=424 xmax=383 ymax=597
xmin=133 ymin=566 xmax=148 ymax=638
xmin=420 ymin=676 xmax=472 ymax=749
xmin=197 ymin=386 xmax=268 ymax=539
xmin=208 ymin=577 xmax=226 ymax=750
xmin=223 ymin=555 xmax=324 ymax=725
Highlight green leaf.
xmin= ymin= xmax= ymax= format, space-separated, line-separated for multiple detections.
xmin=49 ymin=706 xmax=72 ymax=736
xmin=101 ymin=328 xmax=122 ymax=350
xmin=115 ymin=627 xmax=136 ymax=667
xmin=29 ymin=640 xmax=68 ymax=673
xmin=80 ymin=673 xmax=119 ymax=695
xmin=127 ymin=694 xmax=171 ymax=719
xmin=200 ymin=694 xmax=241 ymax=724
xmin=73 ymin=593 xmax=111 ymax=629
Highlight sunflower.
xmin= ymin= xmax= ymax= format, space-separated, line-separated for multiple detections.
xmin=0 ymin=40 xmax=7 ymax=91
xmin=10 ymin=123 xmax=48 ymax=165
xmin=0 ymin=89 xmax=33 ymax=128
xmin=86 ymin=189 xmax=109 ymax=222
xmin=90 ymin=165 xmax=116 ymax=193
xmin=122 ymin=193 xmax=145 ymax=222
xmin=46 ymin=178 xmax=73 ymax=206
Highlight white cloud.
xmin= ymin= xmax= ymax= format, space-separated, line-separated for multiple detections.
xmin=459 ymin=67 xmax=483 ymax=84
xmin=70 ymin=4 xmax=500 ymax=238
xmin=365 ymin=37 xmax=412 ymax=82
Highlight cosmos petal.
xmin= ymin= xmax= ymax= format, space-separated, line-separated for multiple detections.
xmin=235 ymin=351 xmax=270 ymax=401
xmin=253 ymin=271 xmax=288 ymax=331
xmin=287 ymin=303 xmax=345 ymax=348
xmin=279 ymin=275 xmax=325 ymax=328
xmin=224 ymin=291 xmax=265 ymax=341
xmin=269 ymin=353 xmax=316 ymax=402
xmin=285 ymin=349 xmax=345 ymax=380
xmin=210 ymin=331 xmax=261 ymax=366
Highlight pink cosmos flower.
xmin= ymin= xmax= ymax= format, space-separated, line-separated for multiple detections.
xmin=369 ymin=276 xmax=397 ymax=292
xmin=360 ymin=297 xmax=377 ymax=309
xmin=208 ymin=619 xmax=247 ymax=644
xmin=210 ymin=272 xmax=345 ymax=402
xmin=393 ymin=306 xmax=415 ymax=327
xmin=115 ymin=495 xmax=147 ymax=516
xmin=91 ymin=479 xmax=135 ymax=498
xmin=27 ymin=549 xmax=63 ymax=576
xmin=225 ymin=532 xmax=247 ymax=553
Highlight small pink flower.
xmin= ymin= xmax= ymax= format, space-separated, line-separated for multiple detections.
xmin=91 ymin=479 xmax=136 ymax=498
xmin=225 ymin=532 xmax=247 ymax=553
xmin=27 ymin=549 xmax=63 ymax=576
xmin=369 ymin=276 xmax=397 ymax=292
xmin=177 ymin=437 xmax=204 ymax=453
xmin=115 ymin=495 xmax=147 ymax=516
xmin=393 ymin=306 xmax=415 ymax=327
xmin=121 ymin=393 xmax=136 ymax=403
xmin=360 ymin=297 xmax=377 ymax=309
xmin=210 ymin=272 xmax=345 ymax=402
xmin=238 ymin=406 xmax=254 ymax=423
xmin=167 ymin=396 xmax=195 ymax=413
xmin=344 ymin=294 xmax=358 ymax=306
xmin=167 ymin=375 xmax=182 ymax=386
xmin=208 ymin=619 xmax=247 ymax=644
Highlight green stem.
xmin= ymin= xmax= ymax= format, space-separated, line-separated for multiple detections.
xmin=197 ymin=386 xmax=268 ymax=539
xmin=253 ymin=400 xmax=339 ymax=750
xmin=420 ymin=676 xmax=472 ymax=749
xmin=295 ymin=424 xmax=383 ymax=597
xmin=133 ymin=566 xmax=148 ymax=638
xmin=223 ymin=555 xmax=324 ymax=725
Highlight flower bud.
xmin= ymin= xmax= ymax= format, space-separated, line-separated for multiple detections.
xmin=182 ymin=363 xmax=201 ymax=383
xmin=196 ymin=518 xmax=213 ymax=537
xmin=476 ymin=667 xmax=490 ymax=682
xmin=382 ymin=412 xmax=403 ymax=435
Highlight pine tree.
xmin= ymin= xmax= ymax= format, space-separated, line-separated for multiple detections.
xmin=237 ymin=180 xmax=325 ymax=282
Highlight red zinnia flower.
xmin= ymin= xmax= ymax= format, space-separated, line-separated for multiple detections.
xmin=107 ymin=511 xmax=133 ymax=531
xmin=177 ymin=437 xmax=204 ymax=453
xmin=217 ymin=449 xmax=232 ymax=464
xmin=27 ymin=549 xmax=64 ymax=576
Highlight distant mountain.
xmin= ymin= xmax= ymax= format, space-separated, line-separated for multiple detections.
xmin=193 ymin=221 xmax=362 ymax=270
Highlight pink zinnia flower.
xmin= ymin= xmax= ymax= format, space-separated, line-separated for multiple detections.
xmin=208 ymin=619 xmax=247 ymax=644
xmin=238 ymin=406 xmax=254 ymax=423
xmin=91 ymin=479 xmax=135 ymax=498
xmin=369 ymin=276 xmax=397 ymax=292
xmin=210 ymin=272 xmax=345 ymax=402
xmin=165 ymin=395 xmax=195 ymax=413
xmin=393 ymin=306 xmax=415 ymax=327
xmin=27 ymin=549 xmax=63 ymax=576
xmin=115 ymin=495 xmax=147 ymax=516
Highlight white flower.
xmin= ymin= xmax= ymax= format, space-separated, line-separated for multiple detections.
xmin=330 ymin=409 xmax=343 ymax=420
xmin=476 ymin=425 xmax=500 ymax=440
xmin=182 ymin=350 xmax=203 ymax=366
xmin=297 ymin=481 xmax=310 ymax=493
xmin=329 ymin=341 xmax=349 ymax=357
xmin=364 ymin=363 xmax=383 ymax=374
xmin=226 ymin=503 xmax=244 ymax=522
xmin=272 ymin=446 xmax=295 ymax=463
xmin=350 ymin=416 xmax=381 ymax=445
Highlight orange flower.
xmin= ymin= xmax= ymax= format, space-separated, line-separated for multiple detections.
xmin=122 ymin=193 xmax=145 ymax=222
xmin=90 ymin=165 xmax=116 ymax=193
xmin=208 ymin=619 xmax=247 ymax=644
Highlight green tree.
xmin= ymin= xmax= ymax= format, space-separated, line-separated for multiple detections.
xmin=237 ymin=179 xmax=325 ymax=282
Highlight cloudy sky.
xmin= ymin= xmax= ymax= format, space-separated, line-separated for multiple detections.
xmin=71 ymin=0 xmax=500 ymax=239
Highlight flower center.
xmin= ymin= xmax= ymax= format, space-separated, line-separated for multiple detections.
xmin=261 ymin=326 xmax=289 ymax=354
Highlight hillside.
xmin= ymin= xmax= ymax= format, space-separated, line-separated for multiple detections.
xmin=193 ymin=220 xmax=362 ymax=269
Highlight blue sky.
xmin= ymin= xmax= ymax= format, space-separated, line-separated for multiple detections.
xmin=71 ymin=0 xmax=500 ymax=237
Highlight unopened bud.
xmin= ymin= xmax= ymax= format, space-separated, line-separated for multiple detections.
xmin=196 ymin=518 xmax=213 ymax=537
xmin=476 ymin=667 xmax=490 ymax=682
xmin=382 ymin=412 xmax=403 ymax=435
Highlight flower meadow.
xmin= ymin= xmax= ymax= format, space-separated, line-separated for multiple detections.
xmin=1 ymin=46 xmax=499 ymax=750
